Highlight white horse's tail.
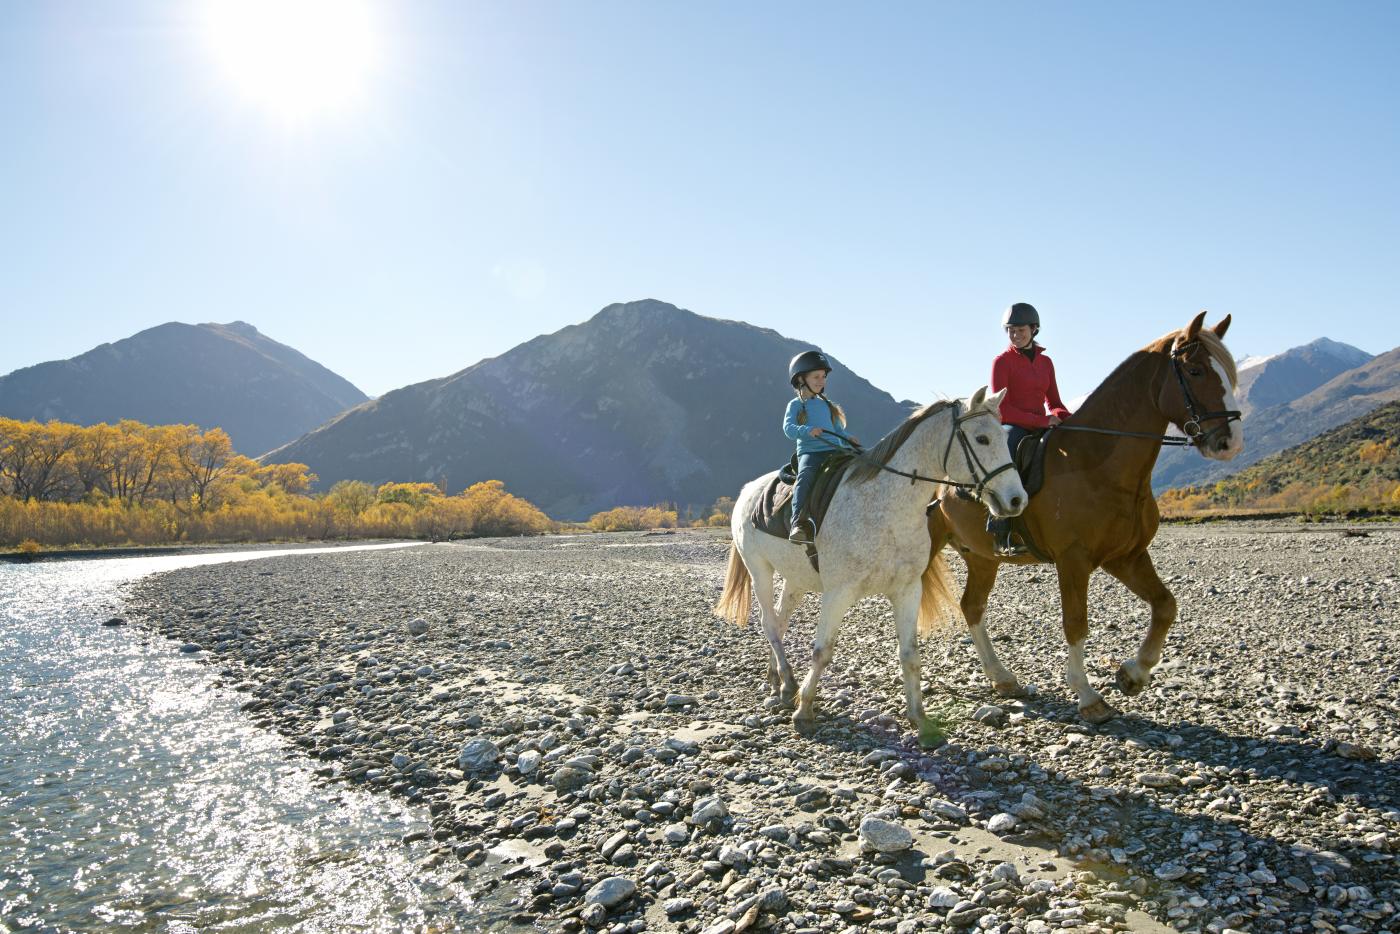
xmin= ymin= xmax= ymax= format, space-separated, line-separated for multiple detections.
xmin=714 ymin=542 xmax=754 ymax=626
xmin=919 ymin=549 xmax=964 ymax=636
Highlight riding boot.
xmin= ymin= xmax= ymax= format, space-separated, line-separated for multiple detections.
xmin=788 ymin=515 xmax=816 ymax=545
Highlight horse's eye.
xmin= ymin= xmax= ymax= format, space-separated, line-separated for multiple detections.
xmin=976 ymin=435 xmax=990 ymax=445
xmin=1188 ymin=367 xmax=1204 ymax=377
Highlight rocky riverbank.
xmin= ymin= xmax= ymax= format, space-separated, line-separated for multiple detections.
xmin=128 ymin=521 xmax=1400 ymax=933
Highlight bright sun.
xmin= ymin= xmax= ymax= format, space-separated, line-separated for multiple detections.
xmin=201 ymin=0 xmax=378 ymax=121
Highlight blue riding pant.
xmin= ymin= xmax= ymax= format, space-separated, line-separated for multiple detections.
xmin=792 ymin=451 xmax=833 ymax=526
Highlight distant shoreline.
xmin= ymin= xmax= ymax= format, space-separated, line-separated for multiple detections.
xmin=0 ymin=539 xmax=408 ymax=564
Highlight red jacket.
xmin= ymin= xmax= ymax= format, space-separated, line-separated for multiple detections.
xmin=990 ymin=344 xmax=1072 ymax=429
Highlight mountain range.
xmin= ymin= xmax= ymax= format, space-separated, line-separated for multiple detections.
xmin=263 ymin=300 xmax=914 ymax=520
xmin=0 ymin=322 xmax=367 ymax=457
xmin=6 ymin=305 xmax=1396 ymax=517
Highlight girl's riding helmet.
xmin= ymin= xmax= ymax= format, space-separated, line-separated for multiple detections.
xmin=788 ymin=350 xmax=832 ymax=387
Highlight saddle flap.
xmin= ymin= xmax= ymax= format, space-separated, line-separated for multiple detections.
xmin=1015 ymin=428 xmax=1055 ymax=499
xmin=746 ymin=452 xmax=856 ymax=543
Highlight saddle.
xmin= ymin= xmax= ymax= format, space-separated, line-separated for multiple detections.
xmin=748 ymin=453 xmax=856 ymax=571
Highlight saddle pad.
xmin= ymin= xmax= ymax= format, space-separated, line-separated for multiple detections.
xmin=748 ymin=453 xmax=856 ymax=541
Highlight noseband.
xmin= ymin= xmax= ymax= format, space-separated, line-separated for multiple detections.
xmin=1170 ymin=340 xmax=1242 ymax=448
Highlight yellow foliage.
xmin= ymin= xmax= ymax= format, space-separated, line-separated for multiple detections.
xmin=375 ymin=482 xmax=443 ymax=507
xmin=586 ymin=505 xmax=679 ymax=532
xmin=0 ymin=417 xmax=555 ymax=548
xmin=1357 ymin=439 xmax=1393 ymax=465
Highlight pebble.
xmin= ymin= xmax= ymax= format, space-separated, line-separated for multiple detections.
xmin=456 ymin=738 xmax=499 ymax=772
xmin=858 ymin=815 xmax=913 ymax=852
xmin=986 ymin=812 xmax=1018 ymax=834
xmin=584 ymin=876 xmax=635 ymax=908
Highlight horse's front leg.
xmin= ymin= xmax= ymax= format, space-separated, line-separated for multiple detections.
xmin=1103 ymin=550 xmax=1177 ymax=697
xmin=961 ymin=553 xmax=1025 ymax=697
xmin=767 ymin=581 xmax=804 ymax=707
xmin=891 ymin=579 xmax=928 ymax=732
xmin=1057 ymin=554 xmax=1117 ymax=724
xmin=793 ymin=588 xmax=857 ymax=733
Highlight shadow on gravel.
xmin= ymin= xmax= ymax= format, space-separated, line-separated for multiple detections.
xmin=1026 ymin=693 xmax=1399 ymax=807
xmin=785 ymin=688 xmax=1395 ymax=928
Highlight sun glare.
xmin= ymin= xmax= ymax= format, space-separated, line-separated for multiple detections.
xmin=202 ymin=0 xmax=378 ymax=122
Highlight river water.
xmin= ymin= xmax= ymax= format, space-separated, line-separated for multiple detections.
xmin=0 ymin=545 xmax=488 ymax=933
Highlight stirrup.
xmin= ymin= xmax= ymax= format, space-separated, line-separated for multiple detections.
xmin=995 ymin=533 xmax=1027 ymax=557
xmin=788 ymin=518 xmax=815 ymax=545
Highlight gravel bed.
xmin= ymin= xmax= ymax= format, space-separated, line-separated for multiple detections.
xmin=127 ymin=521 xmax=1400 ymax=933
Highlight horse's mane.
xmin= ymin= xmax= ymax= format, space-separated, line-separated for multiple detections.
xmin=847 ymin=400 xmax=957 ymax=484
xmin=1083 ymin=326 xmax=1238 ymax=411
xmin=1144 ymin=328 xmax=1237 ymax=388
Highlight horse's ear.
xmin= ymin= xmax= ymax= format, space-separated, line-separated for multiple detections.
xmin=1184 ymin=310 xmax=1207 ymax=342
xmin=984 ymin=387 xmax=1007 ymax=414
xmin=969 ymin=385 xmax=987 ymax=408
xmin=1211 ymin=314 xmax=1232 ymax=339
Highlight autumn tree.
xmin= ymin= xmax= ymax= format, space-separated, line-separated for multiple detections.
xmin=164 ymin=426 xmax=236 ymax=511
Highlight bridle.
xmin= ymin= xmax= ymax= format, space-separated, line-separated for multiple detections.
xmin=1168 ymin=339 xmax=1242 ymax=448
xmin=825 ymin=402 xmax=1018 ymax=498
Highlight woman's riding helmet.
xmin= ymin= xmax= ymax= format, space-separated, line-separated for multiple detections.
xmin=1002 ymin=303 xmax=1040 ymax=329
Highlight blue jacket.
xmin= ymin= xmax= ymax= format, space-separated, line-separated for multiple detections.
xmin=784 ymin=397 xmax=852 ymax=456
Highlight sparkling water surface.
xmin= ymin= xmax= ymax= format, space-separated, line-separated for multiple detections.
xmin=0 ymin=545 xmax=487 ymax=933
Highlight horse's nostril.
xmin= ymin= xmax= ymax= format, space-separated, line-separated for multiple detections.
xmin=1010 ymin=496 xmax=1022 ymax=508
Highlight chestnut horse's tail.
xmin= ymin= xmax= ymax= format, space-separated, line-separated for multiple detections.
xmin=714 ymin=541 xmax=754 ymax=626
xmin=919 ymin=510 xmax=964 ymax=636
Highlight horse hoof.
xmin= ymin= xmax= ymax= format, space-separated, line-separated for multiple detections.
xmin=917 ymin=718 xmax=948 ymax=749
xmin=1115 ymin=665 xmax=1150 ymax=697
xmin=993 ymin=680 xmax=1028 ymax=699
xmin=1079 ymin=699 xmax=1119 ymax=724
xmin=792 ymin=712 xmax=817 ymax=734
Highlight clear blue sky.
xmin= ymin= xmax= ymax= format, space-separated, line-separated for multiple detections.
xmin=3 ymin=1 xmax=1396 ymax=404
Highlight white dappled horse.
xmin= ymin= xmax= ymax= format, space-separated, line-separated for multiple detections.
xmin=714 ymin=387 xmax=1028 ymax=738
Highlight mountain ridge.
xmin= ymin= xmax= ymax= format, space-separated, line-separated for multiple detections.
xmin=266 ymin=299 xmax=917 ymax=519
xmin=0 ymin=321 xmax=368 ymax=457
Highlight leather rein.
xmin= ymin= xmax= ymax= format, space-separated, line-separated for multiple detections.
xmin=1052 ymin=339 xmax=1242 ymax=448
xmin=821 ymin=402 xmax=1017 ymax=497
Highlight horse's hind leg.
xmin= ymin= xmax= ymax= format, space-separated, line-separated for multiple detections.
xmin=793 ymin=588 xmax=857 ymax=733
xmin=748 ymin=556 xmax=786 ymax=699
xmin=770 ymin=581 xmax=804 ymax=706
xmin=962 ymin=554 xmax=1025 ymax=697
xmin=1103 ymin=550 xmax=1177 ymax=697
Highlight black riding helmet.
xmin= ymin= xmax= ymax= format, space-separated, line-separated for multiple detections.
xmin=1002 ymin=302 xmax=1040 ymax=330
xmin=788 ymin=350 xmax=832 ymax=388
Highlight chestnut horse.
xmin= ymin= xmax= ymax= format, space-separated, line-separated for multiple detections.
xmin=926 ymin=312 xmax=1243 ymax=723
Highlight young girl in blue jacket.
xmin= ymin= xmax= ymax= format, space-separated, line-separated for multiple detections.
xmin=783 ymin=350 xmax=857 ymax=544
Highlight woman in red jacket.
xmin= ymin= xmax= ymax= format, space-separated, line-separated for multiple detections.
xmin=987 ymin=302 xmax=1072 ymax=555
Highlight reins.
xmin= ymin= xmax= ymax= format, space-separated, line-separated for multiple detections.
xmin=822 ymin=403 xmax=1016 ymax=496
xmin=1050 ymin=339 xmax=1241 ymax=449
